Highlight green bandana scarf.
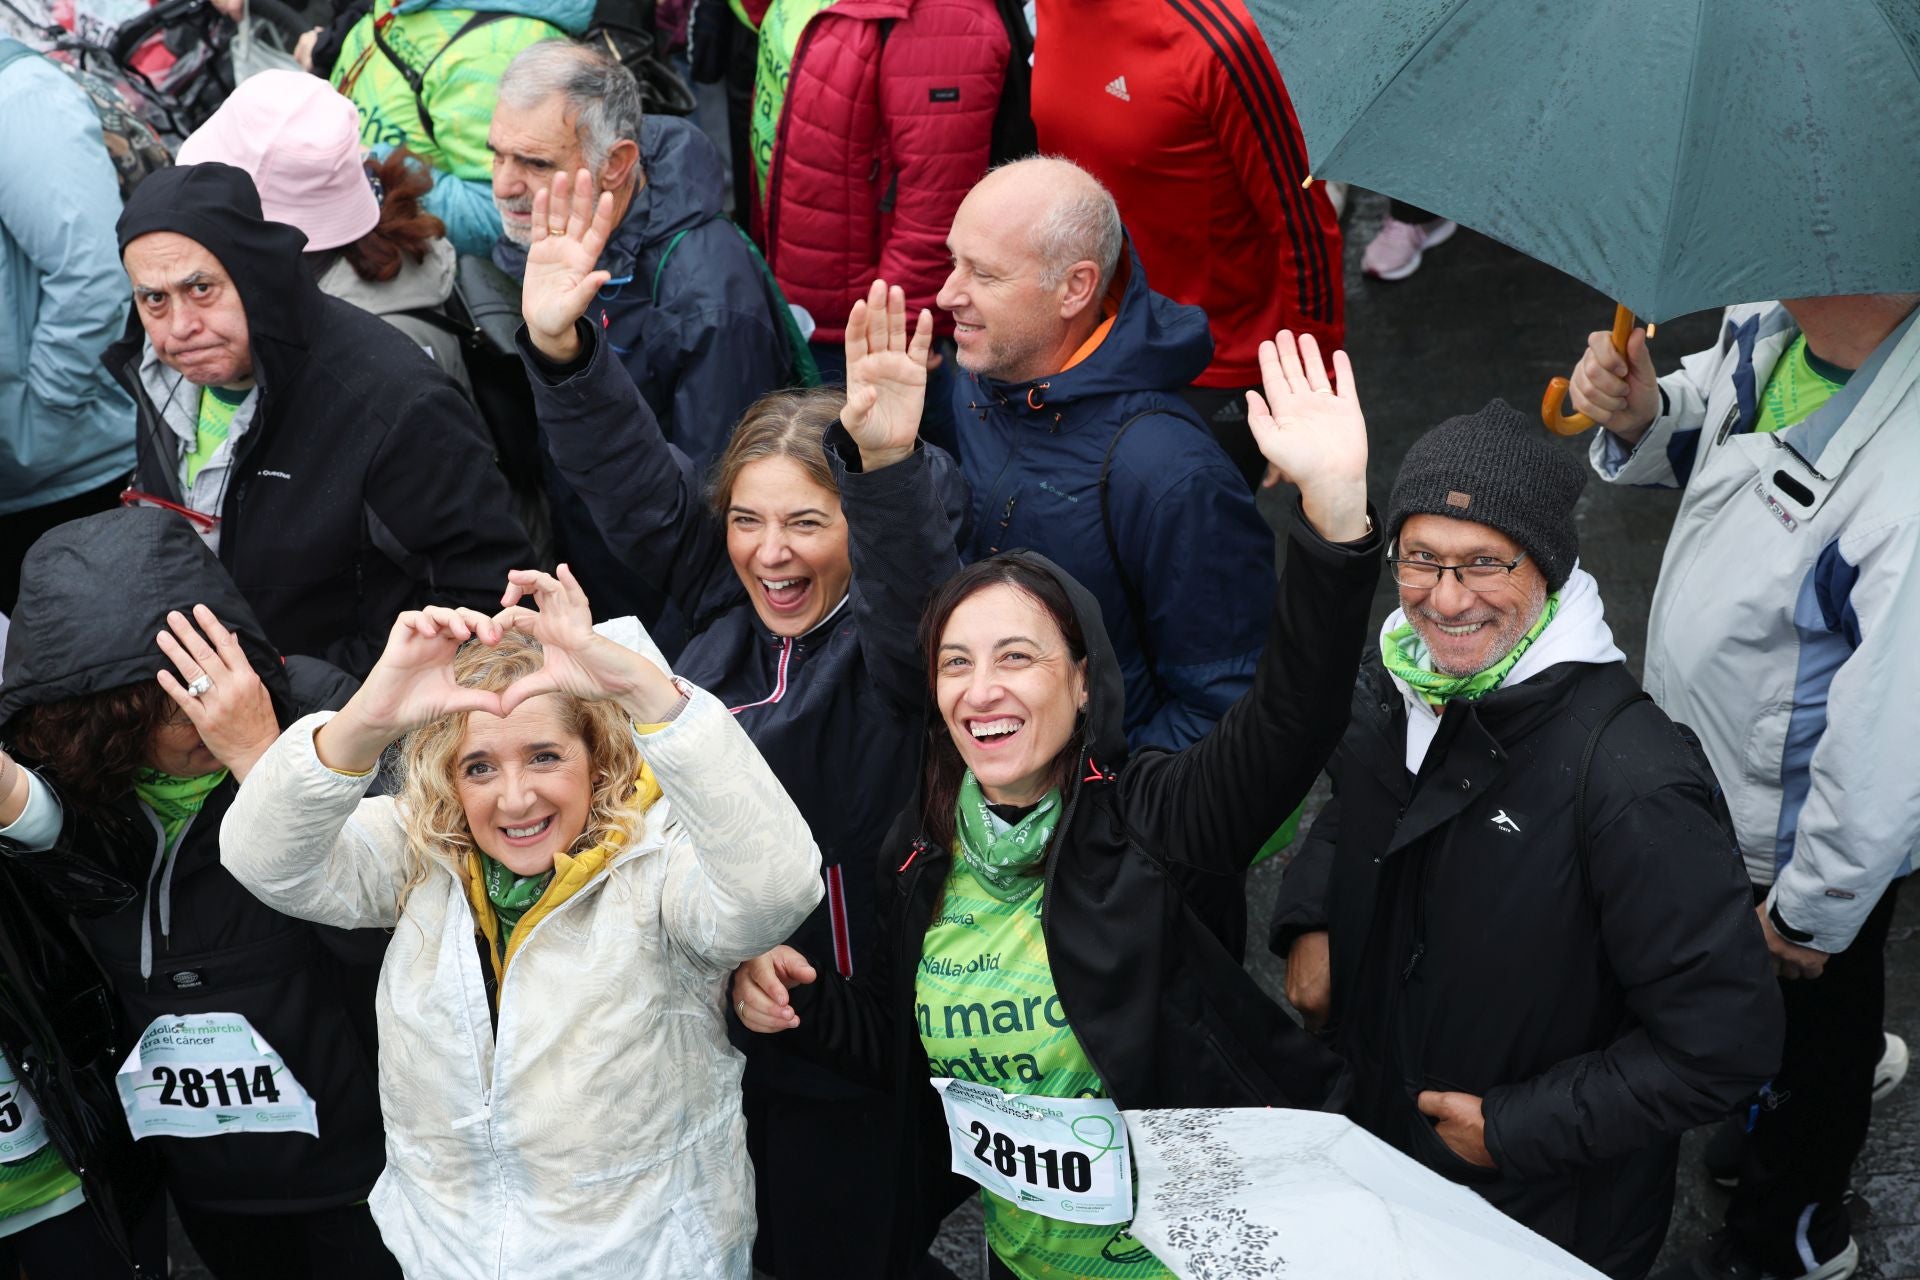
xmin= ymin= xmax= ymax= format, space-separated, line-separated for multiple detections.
xmin=132 ymin=767 xmax=231 ymax=848
xmin=480 ymin=853 xmax=553 ymax=950
xmin=1381 ymin=592 xmax=1561 ymax=707
xmin=954 ymin=772 xmax=1062 ymax=904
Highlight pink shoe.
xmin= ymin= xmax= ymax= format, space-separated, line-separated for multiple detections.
xmin=1362 ymin=215 xmax=1457 ymax=281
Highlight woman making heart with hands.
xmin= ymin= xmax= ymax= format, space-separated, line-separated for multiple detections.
xmin=222 ymin=567 xmax=823 ymax=1280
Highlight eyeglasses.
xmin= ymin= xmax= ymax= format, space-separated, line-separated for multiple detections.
xmin=1388 ymin=551 xmax=1529 ymax=592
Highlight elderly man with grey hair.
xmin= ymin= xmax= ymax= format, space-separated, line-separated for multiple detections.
xmin=936 ymin=156 xmax=1280 ymax=750
xmin=489 ymin=39 xmax=794 ymax=622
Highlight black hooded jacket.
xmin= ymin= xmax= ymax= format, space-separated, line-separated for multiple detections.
xmin=105 ymin=161 xmax=532 ymax=678
xmin=777 ymin=505 xmax=1382 ymax=1272
xmin=0 ymin=508 xmax=388 ymax=1214
xmin=1270 ymin=656 xmax=1783 ymax=1279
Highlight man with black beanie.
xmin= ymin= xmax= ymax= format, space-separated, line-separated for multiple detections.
xmin=1269 ymin=400 xmax=1783 ymax=1279
xmin=108 ymin=161 xmax=531 ymax=677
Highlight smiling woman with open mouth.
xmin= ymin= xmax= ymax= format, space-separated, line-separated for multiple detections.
xmin=219 ymin=566 xmax=824 ymax=1279
xmin=734 ymin=330 xmax=1386 ymax=1280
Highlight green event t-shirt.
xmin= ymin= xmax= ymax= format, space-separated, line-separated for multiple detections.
xmin=334 ymin=5 xmax=564 ymax=180
xmin=749 ymin=0 xmax=837 ymax=200
xmin=0 ymin=1047 xmax=83 ymax=1229
xmin=1754 ymin=334 xmax=1851 ymax=435
xmin=185 ymin=385 xmax=248 ymax=487
xmin=917 ymin=858 xmax=1172 ymax=1280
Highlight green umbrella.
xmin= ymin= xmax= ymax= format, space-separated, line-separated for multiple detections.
xmin=1247 ymin=0 xmax=1920 ymax=431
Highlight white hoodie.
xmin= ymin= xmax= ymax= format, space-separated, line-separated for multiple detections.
xmin=1380 ymin=564 xmax=1626 ymax=774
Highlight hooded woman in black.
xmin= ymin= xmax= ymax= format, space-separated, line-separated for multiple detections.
xmin=0 ymin=507 xmax=397 ymax=1278
xmin=734 ymin=333 xmax=1382 ymax=1278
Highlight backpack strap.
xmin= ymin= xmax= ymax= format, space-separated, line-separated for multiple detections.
xmin=650 ymin=220 xmax=821 ymax=388
xmin=1099 ymin=412 xmax=1171 ymax=703
xmin=1574 ymin=691 xmax=1654 ymax=900
xmin=372 ymin=9 xmax=510 ymax=146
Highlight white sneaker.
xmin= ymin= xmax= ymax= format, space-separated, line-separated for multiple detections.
xmin=1361 ymin=215 xmax=1456 ymax=281
xmin=1873 ymin=1032 xmax=1908 ymax=1103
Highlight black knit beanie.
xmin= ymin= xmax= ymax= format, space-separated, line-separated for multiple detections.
xmin=1386 ymin=398 xmax=1587 ymax=590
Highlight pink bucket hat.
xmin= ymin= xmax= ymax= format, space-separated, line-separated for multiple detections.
xmin=177 ymin=70 xmax=379 ymax=252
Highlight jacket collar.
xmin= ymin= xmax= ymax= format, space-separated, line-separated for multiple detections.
xmin=1380 ymin=564 xmax=1624 ymax=774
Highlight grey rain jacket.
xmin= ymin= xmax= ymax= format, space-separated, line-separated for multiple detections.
xmin=1590 ymin=301 xmax=1920 ymax=952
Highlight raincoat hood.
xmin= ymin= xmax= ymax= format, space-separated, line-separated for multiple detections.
xmin=115 ymin=161 xmax=322 ymax=384
xmin=993 ymin=549 xmax=1130 ymax=770
xmin=391 ymin=0 xmax=595 ymax=36
xmin=982 ymin=238 xmax=1214 ymax=409
xmin=0 ymin=506 xmax=293 ymax=736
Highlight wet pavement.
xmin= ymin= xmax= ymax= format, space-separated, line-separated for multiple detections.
xmin=174 ymin=192 xmax=1918 ymax=1278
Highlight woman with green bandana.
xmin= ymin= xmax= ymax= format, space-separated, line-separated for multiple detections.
xmin=734 ymin=330 xmax=1383 ymax=1279
xmin=221 ymin=565 xmax=824 ymax=1280
xmin=0 ymin=506 xmax=394 ymax=1278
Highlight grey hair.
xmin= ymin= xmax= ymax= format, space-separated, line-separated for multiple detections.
xmin=498 ymin=40 xmax=642 ymax=170
xmin=1019 ymin=156 xmax=1124 ymax=295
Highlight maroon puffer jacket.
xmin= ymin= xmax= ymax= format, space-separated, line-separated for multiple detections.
xmin=758 ymin=0 xmax=1010 ymax=343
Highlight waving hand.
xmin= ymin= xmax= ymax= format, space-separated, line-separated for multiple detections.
xmin=842 ymin=279 xmax=933 ymax=471
xmin=1247 ymin=330 xmax=1372 ymax=543
xmin=522 ymin=169 xmax=617 ymax=362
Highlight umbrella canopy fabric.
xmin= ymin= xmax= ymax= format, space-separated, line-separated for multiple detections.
xmin=1124 ymin=1107 xmax=1607 ymax=1280
xmin=1247 ymin=0 xmax=1920 ymax=321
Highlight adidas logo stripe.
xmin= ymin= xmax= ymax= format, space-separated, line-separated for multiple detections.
xmin=1105 ymin=75 xmax=1130 ymax=102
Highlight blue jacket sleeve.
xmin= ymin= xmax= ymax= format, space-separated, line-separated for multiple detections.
xmin=421 ymin=169 xmax=505 ymax=258
xmin=0 ymin=60 xmax=130 ymax=410
xmin=1116 ymin=424 xmax=1278 ymax=750
xmin=517 ymin=320 xmax=744 ymax=625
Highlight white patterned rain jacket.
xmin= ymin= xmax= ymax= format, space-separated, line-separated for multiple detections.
xmin=221 ymin=686 xmax=823 ymax=1279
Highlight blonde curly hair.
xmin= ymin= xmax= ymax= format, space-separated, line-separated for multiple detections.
xmin=392 ymin=631 xmax=650 ymax=908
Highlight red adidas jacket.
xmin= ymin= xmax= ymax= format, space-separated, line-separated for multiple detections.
xmin=758 ymin=0 xmax=1010 ymax=344
xmin=1032 ymin=0 xmax=1343 ymax=387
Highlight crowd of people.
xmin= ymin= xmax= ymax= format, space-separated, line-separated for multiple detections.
xmin=0 ymin=2 xmax=1913 ymax=1279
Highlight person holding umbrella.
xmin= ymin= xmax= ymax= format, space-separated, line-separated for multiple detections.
xmin=1569 ymin=290 xmax=1920 ymax=1280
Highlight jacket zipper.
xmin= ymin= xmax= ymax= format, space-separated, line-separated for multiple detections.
xmin=728 ymin=637 xmax=793 ymax=713
xmin=1035 ymin=757 xmax=1124 ymax=1093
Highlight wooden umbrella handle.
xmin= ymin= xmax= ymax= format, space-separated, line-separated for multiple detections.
xmin=1542 ymin=303 xmax=1636 ymax=436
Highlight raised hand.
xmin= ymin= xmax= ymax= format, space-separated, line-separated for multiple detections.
xmin=155 ymin=604 xmax=281 ymax=780
xmin=842 ymin=279 xmax=934 ymax=470
xmin=314 ymin=606 xmax=512 ymax=773
xmin=521 ymin=169 xmax=617 ymax=362
xmin=1246 ymin=330 xmax=1371 ymax=543
xmin=495 ymin=565 xmax=681 ymax=722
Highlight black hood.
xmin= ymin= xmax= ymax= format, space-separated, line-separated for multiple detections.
xmin=996 ymin=550 xmax=1130 ymax=770
xmin=115 ymin=161 xmax=320 ymax=368
xmin=0 ymin=507 xmax=293 ymax=736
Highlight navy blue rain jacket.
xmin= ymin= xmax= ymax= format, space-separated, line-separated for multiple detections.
xmin=949 ymin=242 xmax=1276 ymax=750
xmin=495 ymin=114 xmax=790 ymax=473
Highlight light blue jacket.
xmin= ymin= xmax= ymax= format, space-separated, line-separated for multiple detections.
xmin=0 ymin=49 xmax=135 ymax=516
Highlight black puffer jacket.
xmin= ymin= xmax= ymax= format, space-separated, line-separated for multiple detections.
xmin=0 ymin=508 xmax=388 ymax=1215
xmin=106 ymin=161 xmax=531 ymax=678
xmin=1271 ymin=656 xmax=1783 ymax=1279
xmin=779 ymin=506 xmax=1381 ymax=1273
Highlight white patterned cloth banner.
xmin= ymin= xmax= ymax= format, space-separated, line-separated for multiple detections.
xmin=1124 ymin=1108 xmax=1607 ymax=1280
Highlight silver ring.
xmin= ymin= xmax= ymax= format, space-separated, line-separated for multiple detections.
xmin=735 ymin=1000 xmax=746 ymax=1018
xmin=186 ymin=674 xmax=213 ymax=697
